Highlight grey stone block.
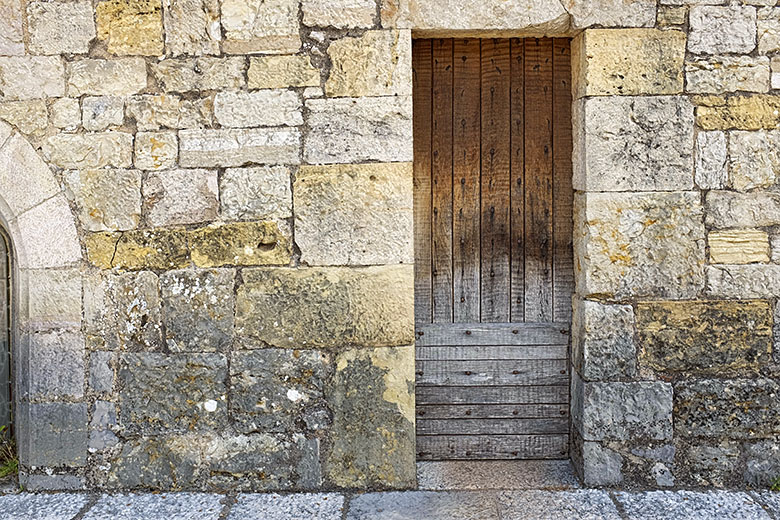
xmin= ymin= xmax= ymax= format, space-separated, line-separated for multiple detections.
xmin=498 ymin=490 xmax=621 ymax=520
xmin=83 ymin=493 xmax=223 ymax=520
xmin=229 ymin=493 xmax=344 ymax=520
xmin=753 ymin=492 xmax=780 ymax=518
xmin=89 ymin=351 xmax=115 ymax=394
xmin=27 ymin=402 xmax=88 ymax=467
xmin=111 ymin=271 xmax=163 ymax=351
xmin=19 ymin=474 xmax=85 ymax=491
xmin=572 ymin=300 xmax=636 ymax=381
xmin=0 ymin=493 xmax=89 ymax=519
xmin=745 ymin=441 xmax=780 ymax=487
xmin=678 ymin=441 xmax=741 ymax=487
xmin=29 ymin=331 xmax=85 ymax=399
xmin=581 ymin=442 xmax=623 ymax=487
xmin=89 ymin=429 xmax=119 ymax=452
xmin=614 ymin=491 xmax=769 ymax=520
xmin=347 ymin=492 xmax=498 ymax=520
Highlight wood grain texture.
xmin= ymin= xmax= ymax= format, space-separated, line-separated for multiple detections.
xmin=416 ymin=359 xmax=568 ymax=386
xmin=416 ymin=385 xmax=569 ymax=405
xmin=417 ymin=418 xmax=568 ymax=435
xmin=416 ymin=403 xmax=569 ymax=419
xmin=416 ymin=322 xmax=569 ymax=346
xmin=416 ymin=344 xmax=567 ymax=360
xmin=417 ymin=434 xmax=569 ymax=460
xmin=510 ymin=38 xmax=526 ymax=323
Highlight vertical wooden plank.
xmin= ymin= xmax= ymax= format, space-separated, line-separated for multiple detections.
xmin=431 ymin=39 xmax=454 ymax=323
xmin=413 ymin=40 xmax=433 ymax=326
xmin=509 ymin=39 xmax=525 ymax=323
xmin=524 ymin=38 xmax=554 ymax=323
xmin=452 ymin=39 xmax=481 ymax=323
xmin=553 ymin=39 xmax=574 ymax=323
xmin=480 ymin=39 xmax=511 ymax=323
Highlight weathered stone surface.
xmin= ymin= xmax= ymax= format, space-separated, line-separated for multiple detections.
xmin=89 ymin=351 xmax=115 ymax=394
xmin=111 ymin=271 xmax=163 ymax=350
xmin=706 ymin=190 xmax=780 ymax=228
xmin=15 ymin=195 xmax=82 ymax=268
xmin=572 ymin=300 xmax=636 ymax=381
xmin=675 ymin=378 xmax=780 ymax=438
xmin=220 ymin=166 xmax=292 ymax=220
xmin=0 ymin=494 xmax=90 ymax=517
xmin=759 ymin=7 xmax=780 ymax=55
xmin=709 ymin=230 xmax=770 ymax=264
xmin=0 ymin=57 xmax=65 ymax=100
xmin=0 ymin=0 xmax=23 ymax=55
xmin=120 ymin=353 xmax=228 ymax=434
xmin=580 ymin=442 xmax=623 ymax=487
xmin=236 ymin=266 xmax=413 ymax=348
xmin=96 ymin=0 xmax=164 ymax=56
xmin=614 ymin=491 xmax=768 ymax=519
xmin=325 ymin=346 xmax=415 ymax=489
xmin=565 ymin=0 xmax=655 ymax=28
xmin=326 ymin=31 xmax=411 ymax=97
xmin=86 ymin=228 xmax=189 ymax=270
xmin=305 ymin=97 xmax=412 ymax=164
xmin=126 ymin=94 xmax=212 ymax=130
xmin=144 ymin=169 xmax=219 ymax=226
xmin=50 ymin=97 xmax=80 ymax=130
xmin=679 ymin=442 xmax=741 ymax=488
xmin=686 ymin=57 xmax=770 ymax=94
xmin=773 ymin=56 xmax=780 ymax=89
xmin=0 ymin=133 xmax=59 ymax=216
xmin=695 ymin=131 xmax=727 ymax=189
xmin=221 ymin=0 xmax=300 ymax=54
xmin=214 ymin=90 xmax=302 ymax=127
xmin=27 ymin=1 xmax=95 ymax=55
xmin=82 ymin=96 xmax=124 ymax=131
xmin=27 ymin=402 xmax=88 ymax=467
xmin=83 ymin=493 xmax=224 ymax=520
xmin=657 ymin=6 xmax=686 ymax=27
xmin=230 ymin=349 xmax=331 ymax=433
xmin=160 ymin=269 xmax=234 ymax=352
xmin=180 ymin=128 xmax=300 ymax=167
xmin=706 ymin=264 xmax=780 ymax=298
xmin=134 ymin=131 xmax=177 ymax=170
xmin=248 ymin=55 xmax=320 ymax=89
xmin=65 ymin=168 xmax=142 ymax=231
xmin=163 ymin=0 xmax=221 ymax=56
xmin=67 ymin=58 xmax=147 ymax=97
xmin=689 ymin=6 xmax=757 ymax=54
xmin=636 ymin=300 xmax=773 ymax=374
xmin=43 ymin=132 xmax=133 ymax=169
xmin=697 ymin=95 xmax=780 ymax=130
xmin=415 ymin=460 xmax=580 ymax=491
xmin=24 ymin=268 xmax=83 ymax=330
xmin=189 ymin=221 xmax=292 ymax=267
xmin=19 ymin=475 xmax=86 ymax=492
xmin=745 ymin=441 xmax=780 ymax=487
xmin=29 ymin=331 xmax=85 ymax=398
xmin=0 ymin=100 xmax=48 ymax=135
xmin=151 ymin=58 xmax=245 ymax=92
xmin=572 ymin=30 xmax=685 ymax=98
xmin=498 ymin=490 xmax=621 ymax=519
xmin=573 ymin=96 xmax=694 ymax=191
xmin=575 ymin=192 xmax=705 ymax=299
xmin=302 ymin=0 xmax=375 ymax=28
xmin=294 ymin=163 xmax=413 ymax=266
xmin=729 ymin=130 xmax=780 ymax=191
xmin=229 ymin=494 xmax=345 ymax=520
xmin=107 ymin=435 xmax=200 ymax=488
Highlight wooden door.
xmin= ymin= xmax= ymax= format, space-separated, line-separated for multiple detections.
xmin=413 ymin=38 xmax=573 ymax=460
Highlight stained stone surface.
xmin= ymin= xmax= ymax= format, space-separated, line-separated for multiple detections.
xmin=96 ymin=0 xmax=164 ymax=56
xmin=614 ymin=491 xmax=769 ymax=520
xmin=219 ymin=166 xmax=292 ymax=220
xmin=498 ymin=490 xmax=621 ymax=520
xmin=706 ymin=264 xmax=780 ymax=298
xmin=689 ymin=6 xmax=757 ymax=55
xmin=347 ymin=492 xmax=498 ymax=520
xmin=248 ymin=55 xmax=320 ymax=89
xmin=67 ymin=59 xmax=148 ymax=97
xmin=43 ymin=132 xmax=133 ymax=169
xmin=744 ymin=441 xmax=780 ymax=487
xmin=86 ymin=228 xmax=190 ymax=270
xmin=729 ymin=130 xmax=780 ymax=191
xmin=83 ymin=493 xmax=224 ymax=520
xmin=111 ymin=271 xmax=164 ymax=351
xmin=163 ymin=0 xmax=220 ymax=56
xmin=144 ymin=169 xmax=219 ymax=226
xmin=82 ymin=96 xmax=124 ymax=131
xmin=65 ymin=169 xmax=142 ymax=232
xmin=572 ymin=300 xmax=636 ymax=381
xmin=696 ymin=94 xmax=780 ymax=130
xmin=134 ymin=131 xmax=178 ymax=170
xmin=759 ymin=7 xmax=780 ymax=54
xmin=151 ymin=58 xmax=246 ymax=92
xmin=695 ymin=131 xmax=728 ymax=189
xmin=679 ymin=441 xmax=741 ymax=487
xmin=229 ymin=493 xmax=345 ymax=520
xmin=707 ymin=191 xmax=780 ymax=228
xmin=189 ymin=221 xmax=292 ymax=267
xmin=0 ymin=100 xmax=48 ymax=135
xmin=27 ymin=0 xmax=96 ymax=55
xmin=0 ymin=56 xmax=65 ymax=100
xmin=126 ymin=94 xmax=212 ymax=131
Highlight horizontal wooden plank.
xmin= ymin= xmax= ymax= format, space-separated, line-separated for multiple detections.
xmin=416 ymin=345 xmax=567 ymax=361
xmin=416 ymin=434 xmax=569 ymax=460
xmin=416 ymin=403 xmax=568 ymax=420
xmin=416 ymin=359 xmax=568 ymax=386
xmin=417 ymin=417 xmax=568 ymax=435
xmin=415 ymin=322 xmax=570 ymax=346
xmin=417 ymin=385 xmax=568 ymax=405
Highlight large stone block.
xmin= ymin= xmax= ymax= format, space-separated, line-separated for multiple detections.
xmin=24 ymin=268 xmax=83 ymax=330
xmin=675 ymin=378 xmax=780 ymax=438
xmin=67 ymin=59 xmax=147 ymax=97
xmin=745 ymin=440 xmax=780 ymax=487
xmin=15 ymin=195 xmax=82 ymax=269
xmin=248 ymin=55 xmax=320 ymax=89
xmin=29 ymin=331 xmax=85 ymax=399
xmin=302 ymin=0 xmax=375 ymax=28
xmin=709 ymin=230 xmax=770 ymax=264
xmin=579 ymin=441 xmax=624 ymax=487
xmin=43 ymin=132 xmax=133 ymax=169
xmin=572 ymin=29 xmax=685 ymax=98
xmin=179 ymin=128 xmax=300 ymax=167
xmin=214 ymin=90 xmax=302 ymax=127
xmin=0 ymin=133 xmax=59 ymax=216
xmin=729 ymin=130 xmax=780 ymax=191
xmin=143 ymin=169 xmax=219 ymax=226
xmin=689 ymin=6 xmax=757 ymax=55
xmin=695 ymin=131 xmax=727 ymax=189
xmin=151 ymin=58 xmax=245 ymax=92
xmin=96 ymin=0 xmax=164 ymax=55
xmin=82 ymin=96 xmax=125 ymax=131
xmin=759 ymin=7 xmax=780 ymax=55
xmin=696 ymin=94 xmax=780 ymax=130
xmin=163 ymin=0 xmax=220 ymax=56
xmin=706 ymin=190 xmax=780 ymax=228
xmin=707 ymin=264 xmax=780 ymax=298
xmin=65 ymin=169 xmax=141 ymax=232
xmin=575 ymin=192 xmax=705 ymax=299
xmin=126 ymin=94 xmax=212 ymax=130
xmin=678 ymin=441 xmax=741 ymax=488
xmin=134 ymin=131 xmax=178 ymax=170
xmin=86 ymin=228 xmax=189 ymax=270
xmin=0 ymin=0 xmax=23 ymax=55
xmin=221 ymin=0 xmax=300 ymax=54
xmin=573 ymin=96 xmax=694 ymax=191
xmin=572 ymin=300 xmax=636 ymax=381
xmin=219 ymin=166 xmax=292 ymax=221
xmin=27 ymin=1 xmax=95 ymax=55
xmin=0 ymin=100 xmax=48 ymax=136
xmin=235 ymin=266 xmax=414 ymax=348
xmin=564 ymin=0 xmax=656 ymax=28
xmin=636 ymin=301 xmax=773 ymax=374
xmin=110 ymin=271 xmax=163 ymax=351
xmin=27 ymin=403 xmax=88 ymax=467
xmin=686 ymin=57 xmax=770 ymax=94
xmin=50 ymin=98 xmax=80 ymax=130
xmin=324 ymin=346 xmax=415 ymax=489
xmin=294 ymin=163 xmax=413 ymax=266
xmin=189 ymin=221 xmax=292 ymax=267
xmin=305 ymin=97 xmax=412 ymax=164
xmin=0 ymin=57 xmax=65 ymax=100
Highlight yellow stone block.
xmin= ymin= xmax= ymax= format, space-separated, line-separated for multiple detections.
xmin=697 ymin=95 xmax=780 ymax=130
xmin=709 ymin=229 xmax=770 ymax=264
xmin=189 ymin=221 xmax=292 ymax=267
xmin=85 ymin=229 xmax=189 ymax=270
xmin=96 ymin=0 xmax=164 ymax=56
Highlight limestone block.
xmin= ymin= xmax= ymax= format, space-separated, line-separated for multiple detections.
xmin=15 ymin=196 xmax=82 ymax=269
xmin=694 ymin=131 xmax=727 ymax=189
xmin=27 ymin=1 xmax=95 ymax=55
xmin=27 ymin=403 xmax=87 ymax=467
xmin=221 ymin=0 xmax=301 ymax=54
xmin=50 ymin=98 xmax=81 ymax=130
xmin=0 ymin=57 xmax=65 ymax=100
xmin=326 ymin=31 xmax=411 ymax=98
xmin=709 ymin=229 xmax=770 ymax=264
xmin=213 ymin=90 xmax=302 ymax=127
xmin=248 ymin=55 xmax=320 ymax=89
xmin=29 ymin=331 xmax=85 ymax=399
xmin=657 ymin=6 xmax=687 ymax=27
xmin=294 ymin=163 xmax=413 ymax=265
xmin=745 ymin=441 xmax=780 ymax=487
xmin=305 ymin=97 xmax=412 ymax=164
xmin=126 ymin=94 xmax=212 ymax=130
xmin=23 ymin=268 xmax=83 ymax=330
xmin=230 ymin=349 xmax=331 ymax=434
xmin=572 ymin=96 xmax=694 ymax=191
xmin=134 ymin=131 xmax=177 ymax=170
xmin=686 ymin=57 xmax=770 ymax=94
xmin=189 ymin=221 xmax=292 ymax=267
xmin=163 ymin=0 xmax=220 ymax=56
xmin=143 ymin=169 xmax=219 ymax=226
xmin=96 ymin=0 xmax=164 ymax=56
xmin=564 ymin=0 xmax=656 ymax=28
xmin=110 ymin=271 xmax=163 ymax=350
xmin=679 ymin=442 xmax=741 ymax=488
xmin=759 ymin=8 xmax=780 ymax=55
xmin=572 ymin=300 xmax=636 ymax=381
xmin=580 ymin=442 xmax=623 ymax=487
xmin=636 ymin=300 xmax=772 ymax=373
xmin=219 ymin=166 xmax=292 ymax=220
xmin=65 ymin=169 xmax=142 ymax=232
xmin=729 ymin=130 xmax=780 ymax=191
xmin=0 ymin=0 xmax=23 ymax=55
xmin=324 ymin=346 xmax=415 ymax=489
xmin=696 ymin=95 xmax=780 ymax=130
xmin=235 ymin=266 xmax=414 ymax=348
xmin=575 ymin=192 xmax=705 ymax=299
xmin=706 ymin=264 xmax=780 ymax=298
xmin=706 ymin=191 xmax=780 ymax=228
xmin=773 ymin=56 xmax=780 ymax=89
xmin=573 ymin=29 xmax=686 ymax=95
xmin=0 ymin=100 xmax=48 ymax=135
xmin=67 ymin=59 xmax=148 ymax=97
xmin=151 ymin=57 xmax=245 ymax=92
xmin=689 ymin=6 xmax=757 ymax=54
xmin=302 ymin=0 xmax=375 ymax=28
xmin=160 ymin=269 xmax=234 ymax=352
xmin=86 ymin=228 xmax=189 ymax=270
xmin=82 ymin=97 xmax=125 ymax=131
xmin=0 ymin=133 xmax=60 ymax=216
xmin=179 ymin=128 xmax=300 ymax=167
xmin=89 ymin=351 xmax=115 ymax=394
xmin=43 ymin=132 xmax=133 ymax=169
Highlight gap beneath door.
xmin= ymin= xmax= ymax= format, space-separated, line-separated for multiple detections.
xmin=416 ymin=460 xmax=580 ymax=490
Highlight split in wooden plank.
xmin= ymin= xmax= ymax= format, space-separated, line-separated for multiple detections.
xmin=416 ymin=434 xmax=569 ymax=460
xmin=416 ymin=344 xmax=567 ymax=360
xmin=416 ymin=417 xmax=569 ymax=435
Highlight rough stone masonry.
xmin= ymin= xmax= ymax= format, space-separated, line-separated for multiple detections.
xmin=0 ymin=0 xmax=779 ymax=492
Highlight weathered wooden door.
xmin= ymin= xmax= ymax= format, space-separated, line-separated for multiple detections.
xmin=413 ymin=38 xmax=573 ymax=460
xmin=0 ymin=227 xmax=10 ymax=432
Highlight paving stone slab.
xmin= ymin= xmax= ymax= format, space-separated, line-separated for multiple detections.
xmin=417 ymin=461 xmax=580 ymax=490
xmin=82 ymin=493 xmax=223 ymax=520
xmin=614 ymin=491 xmax=769 ymax=520
xmin=229 ymin=493 xmax=344 ymax=520
xmin=0 ymin=493 xmax=89 ymax=520
xmin=346 ymin=491 xmax=498 ymax=520
xmin=498 ymin=490 xmax=621 ymax=520
xmin=752 ymin=492 xmax=780 ymax=517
